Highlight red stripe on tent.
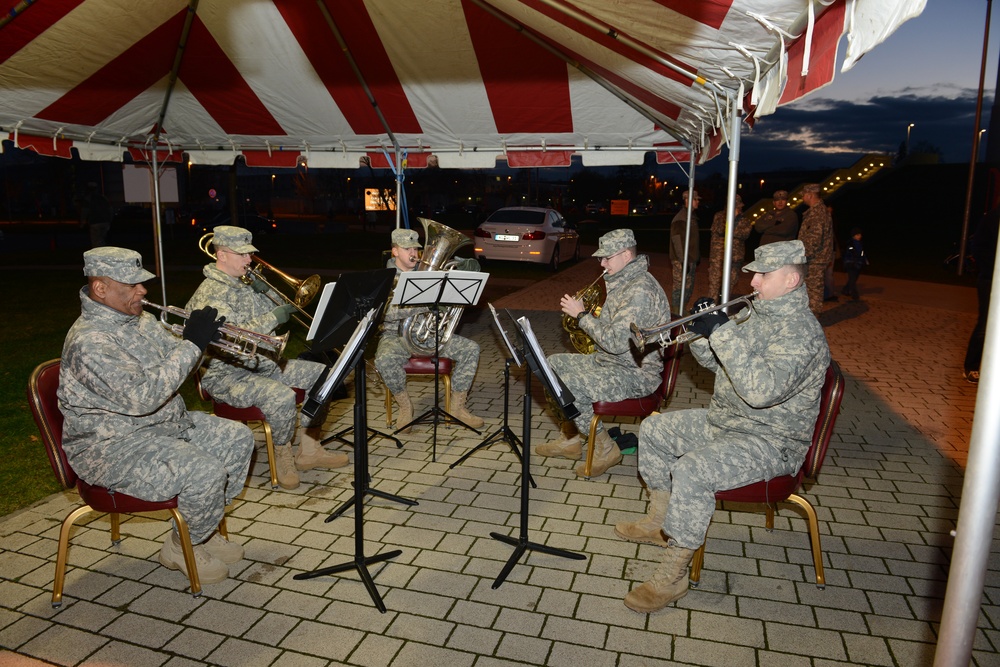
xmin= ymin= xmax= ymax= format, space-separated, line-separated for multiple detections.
xmin=520 ymin=0 xmax=693 ymax=88
xmin=779 ymin=2 xmax=846 ymax=105
xmin=127 ymin=147 xmax=185 ymax=164
xmin=0 ymin=0 xmax=85 ymax=62
xmin=242 ymin=150 xmax=300 ymax=168
xmin=651 ymin=0 xmax=733 ymax=31
xmin=279 ymin=0 xmax=421 ymax=135
xmin=178 ymin=18 xmax=285 ymax=136
xmin=505 ymin=150 xmax=574 ymax=168
xmin=37 ymin=11 xmax=283 ymax=135
xmin=402 ymin=153 xmax=431 ymax=169
xmin=17 ymin=133 xmax=74 ymax=158
xmin=463 ymin=1 xmax=572 ymax=133
xmin=364 ymin=150 xmax=432 ymax=169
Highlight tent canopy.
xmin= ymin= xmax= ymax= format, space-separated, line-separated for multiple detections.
xmin=0 ymin=0 xmax=924 ymax=169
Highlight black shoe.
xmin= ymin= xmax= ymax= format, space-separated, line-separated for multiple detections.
xmin=964 ymin=370 xmax=980 ymax=384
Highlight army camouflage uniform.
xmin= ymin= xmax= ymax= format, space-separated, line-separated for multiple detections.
xmin=669 ymin=207 xmax=699 ymax=312
xmin=798 ymin=201 xmax=834 ymax=315
xmin=186 ymin=264 xmax=326 ymax=447
xmin=637 ymin=278 xmax=829 ymax=550
xmin=375 ymin=258 xmax=480 ymax=395
xmin=548 ymin=253 xmax=670 ymax=439
xmin=755 ymin=206 xmax=799 ymax=247
xmin=706 ymin=208 xmax=751 ymax=302
xmin=58 ymin=288 xmax=254 ymax=544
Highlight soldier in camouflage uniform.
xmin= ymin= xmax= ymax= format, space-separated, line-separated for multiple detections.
xmin=797 ymin=184 xmax=834 ymax=315
xmin=538 ymin=229 xmax=671 ymax=478
xmin=186 ymin=226 xmax=347 ymax=491
xmin=754 ymin=190 xmax=799 ymax=247
xmin=706 ymin=194 xmax=751 ymax=303
xmin=669 ymin=190 xmax=700 ymax=313
xmin=615 ymin=240 xmax=830 ymax=613
xmin=375 ymin=228 xmax=485 ymax=432
xmin=58 ymin=247 xmax=254 ymax=585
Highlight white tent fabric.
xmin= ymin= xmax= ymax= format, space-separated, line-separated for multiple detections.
xmin=0 ymin=0 xmax=923 ymax=168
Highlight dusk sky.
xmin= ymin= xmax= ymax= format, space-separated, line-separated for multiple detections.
xmin=729 ymin=0 xmax=1000 ymax=174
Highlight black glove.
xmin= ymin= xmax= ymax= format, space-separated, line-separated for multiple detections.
xmin=249 ymin=276 xmax=270 ymax=294
xmin=687 ymin=309 xmax=728 ymax=339
xmin=270 ymin=304 xmax=297 ymax=325
xmin=184 ymin=306 xmax=224 ymax=352
xmin=691 ymin=297 xmax=715 ymax=313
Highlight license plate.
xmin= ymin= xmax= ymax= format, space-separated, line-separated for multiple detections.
xmin=494 ymin=234 xmax=519 ymax=242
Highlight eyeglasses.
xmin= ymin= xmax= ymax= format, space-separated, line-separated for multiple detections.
xmin=600 ymin=249 xmax=628 ymax=263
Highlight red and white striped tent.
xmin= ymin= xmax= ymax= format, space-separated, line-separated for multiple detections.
xmin=1 ymin=0 xmax=924 ymax=170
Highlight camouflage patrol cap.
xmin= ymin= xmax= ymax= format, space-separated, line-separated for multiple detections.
xmin=212 ymin=225 xmax=258 ymax=254
xmin=391 ymin=228 xmax=422 ymax=248
xmin=742 ymin=239 xmax=807 ymax=273
xmin=773 ymin=190 xmax=789 ymax=200
xmin=802 ymin=183 xmax=821 ymax=194
xmin=83 ymin=247 xmax=156 ymax=283
xmin=593 ymin=228 xmax=636 ymax=258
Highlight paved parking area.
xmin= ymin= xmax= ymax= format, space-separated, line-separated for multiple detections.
xmin=1 ymin=253 xmax=995 ymax=666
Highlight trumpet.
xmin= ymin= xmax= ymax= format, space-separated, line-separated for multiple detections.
xmin=630 ymin=291 xmax=758 ymax=348
xmin=142 ymin=299 xmax=288 ymax=358
xmin=198 ymin=232 xmax=320 ymax=328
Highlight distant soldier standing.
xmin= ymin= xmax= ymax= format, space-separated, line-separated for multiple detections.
xmin=797 ymin=184 xmax=834 ymax=315
xmin=754 ymin=190 xmax=799 ymax=247
xmin=707 ymin=195 xmax=751 ymax=302
xmin=669 ymin=190 xmax=700 ymax=313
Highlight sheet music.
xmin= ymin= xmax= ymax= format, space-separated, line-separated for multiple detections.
xmin=392 ymin=270 xmax=488 ymax=306
xmin=489 ymin=303 xmax=522 ymax=367
xmin=517 ymin=316 xmax=563 ymax=399
xmin=306 ymin=281 xmax=336 ymax=341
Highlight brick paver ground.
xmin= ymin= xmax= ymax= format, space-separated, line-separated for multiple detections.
xmin=1 ymin=252 xmax=994 ymax=666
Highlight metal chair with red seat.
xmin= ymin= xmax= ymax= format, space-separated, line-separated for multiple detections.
xmin=383 ymin=356 xmax=452 ymax=427
xmin=689 ymin=360 xmax=845 ymax=590
xmin=195 ymin=371 xmax=305 ymax=489
xmin=581 ymin=342 xmax=685 ymax=477
xmin=27 ymin=359 xmax=220 ymax=607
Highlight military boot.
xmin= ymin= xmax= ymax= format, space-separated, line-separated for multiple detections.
xmin=623 ymin=543 xmax=696 ymax=613
xmin=614 ymin=489 xmax=670 ymax=547
xmin=394 ymin=390 xmax=414 ymax=433
xmin=202 ymin=531 xmax=244 ymax=564
xmin=450 ymin=390 xmax=485 ymax=428
xmin=274 ymin=444 xmax=300 ymax=490
xmin=576 ymin=429 xmax=622 ymax=477
xmin=294 ymin=427 xmax=349 ymax=471
xmin=535 ymin=433 xmax=582 ymax=459
xmin=158 ymin=531 xmax=228 ymax=584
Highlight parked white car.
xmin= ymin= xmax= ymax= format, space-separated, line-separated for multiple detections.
xmin=473 ymin=207 xmax=580 ymax=270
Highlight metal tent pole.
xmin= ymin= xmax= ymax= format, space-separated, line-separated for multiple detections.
xmin=151 ymin=146 xmax=167 ymax=304
xmin=721 ymin=97 xmax=743 ymax=305
xmin=679 ymin=152 xmax=697 ymax=316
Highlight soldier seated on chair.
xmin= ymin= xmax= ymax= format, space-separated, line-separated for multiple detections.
xmin=58 ymin=247 xmax=254 ymax=585
xmin=538 ymin=228 xmax=670 ymax=479
xmin=374 ymin=228 xmax=485 ymax=433
xmin=616 ymin=240 xmax=830 ymax=614
xmin=186 ymin=225 xmax=348 ymax=491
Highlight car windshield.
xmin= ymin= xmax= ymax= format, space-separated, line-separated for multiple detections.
xmin=486 ymin=209 xmax=546 ymax=225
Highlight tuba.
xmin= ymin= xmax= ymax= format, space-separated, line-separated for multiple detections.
xmin=562 ymin=271 xmax=606 ymax=354
xmin=399 ymin=218 xmax=473 ymax=356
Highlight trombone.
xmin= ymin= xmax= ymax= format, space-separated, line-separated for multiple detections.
xmin=198 ymin=232 xmax=321 ymax=328
xmin=630 ymin=291 xmax=758 ymax=348
xmin=143 ymin=299 xmax=288 ymax=357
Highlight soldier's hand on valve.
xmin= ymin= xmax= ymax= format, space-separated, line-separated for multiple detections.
xmin=184 ymin=306 xmax=224 ymax=352
xmin=692 ymin=297 xmax=715 ymax=313
xmin=687 ymin=309 xmax=728 ymax=339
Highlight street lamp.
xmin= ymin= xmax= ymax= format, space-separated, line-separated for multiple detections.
xmin=906 ymin=123 xmax=915 ymax=154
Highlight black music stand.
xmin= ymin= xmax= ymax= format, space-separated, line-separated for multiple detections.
xmin=450 ymin=305 xmax=535 ymax=488
xmin=393 ymin=269 xmax=488 ymax=461
xmin=294 ymin=308 xmax=407 ymax=613
xmin=490 ymin=315 xmax=586 ymax=588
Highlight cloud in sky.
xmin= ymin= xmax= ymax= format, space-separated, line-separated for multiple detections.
xmin=725 ymin=86 xmax=992 ymax=173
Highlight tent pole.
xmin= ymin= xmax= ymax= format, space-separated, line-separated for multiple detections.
xmin=151 ymin=146 xmax=167 ymax=305
xmin=721 ymin=96 xmax=743 ymax=306
xmin=934 ymin=236 xmax=1000 ymax=666
xmin=395 ymin=146 xmax=402 ymax=230
xmin=679 ymin=152 xmax=696 ymax=316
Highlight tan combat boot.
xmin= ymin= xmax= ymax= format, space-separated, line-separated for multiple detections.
xmin=535 ymin=433 xmax=582 ymax=459
xmin=294 ymin=427 xmax=349 ymax=471
xmin=614 ymin=489 xmax=670 ymax=547
xmin=450 ymin=390 xmax=485 ymax=428
xmin=158 ymin=531 xmax=229 ymax=584
xmin=576 ymin=429 xmax=622 ymax=477
xmin=274 ymin=444 xmax=300 ymax=490
xmin=623 ymin=543 xmax=696 ymax=613
xmin=394 ymin=390 xmax=414 ymax=433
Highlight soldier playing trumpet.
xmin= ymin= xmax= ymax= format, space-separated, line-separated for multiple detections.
xmin=186 ymin=226 xmax=347 ymax=490
xmin=538 ymin=229 xmax=670 ymax=478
